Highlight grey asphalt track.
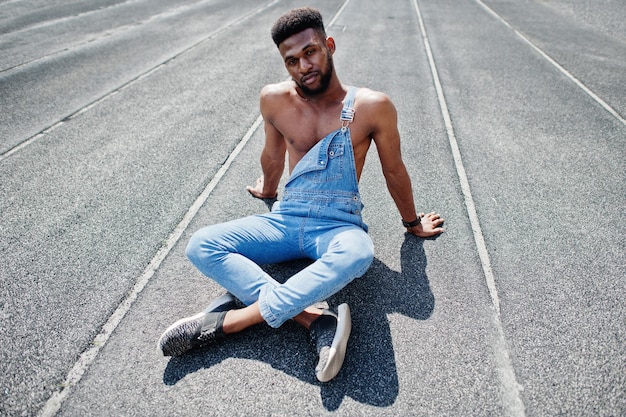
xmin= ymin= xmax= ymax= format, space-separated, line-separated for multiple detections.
xmin=1 ymin=0 xmax=624 ymax=416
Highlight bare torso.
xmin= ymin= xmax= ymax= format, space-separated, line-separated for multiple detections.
xmin=261 ymin=82 xmax=383 ymax=181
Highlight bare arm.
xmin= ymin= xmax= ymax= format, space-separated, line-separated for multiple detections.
xmin=246 ymin=87 xmax=287 ymax=199
xmin=370 ymin=94 xmax=444 ymax=237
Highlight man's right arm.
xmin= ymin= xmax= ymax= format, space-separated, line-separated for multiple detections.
xmin=246 ymin=86 xmax=286 ymax=199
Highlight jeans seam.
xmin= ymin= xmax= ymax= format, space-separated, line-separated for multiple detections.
xmin=298 ymin=216 xmax=307 ymax=255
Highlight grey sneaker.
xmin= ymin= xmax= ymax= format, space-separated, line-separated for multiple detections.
xmin=204 ymin=292 xmax=239 ymax=312
xmin=309 ymin=303 xmax=352 ymax=382
xmin=157 ymin=294 xmax=237 ymax=357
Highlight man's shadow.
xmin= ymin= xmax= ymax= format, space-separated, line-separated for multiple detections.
xmin=163 ymin=235 xmax=434 ymax=410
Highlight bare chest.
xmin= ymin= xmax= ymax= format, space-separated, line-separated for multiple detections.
xmin=275 ymin=104 xmax=345 ymax=151
xmin=277 ymin=112 xmax=371 ymax=175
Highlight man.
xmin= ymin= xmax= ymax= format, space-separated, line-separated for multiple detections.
xmin=158 ymin=7 xmax=444 ymax=383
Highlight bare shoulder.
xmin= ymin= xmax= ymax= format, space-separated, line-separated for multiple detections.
xmin=260 ymin=81 xmax=294 ymax=102
xmin=354 ymin=87 xmax=391 ymax=104
xmin=354 ymin=88 xmax=397 ymax=134
xmin=354 ymin=88 xmax=396 ymax=117
xmin=260 ymin=81 xmax=296 ymax=121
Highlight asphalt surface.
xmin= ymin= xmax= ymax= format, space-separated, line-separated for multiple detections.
xmin=1 ymin=0 xmax=624 ymax=416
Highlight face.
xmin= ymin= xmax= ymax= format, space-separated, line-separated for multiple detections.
xmin=279 ymin=28 xmax=335 ymax=96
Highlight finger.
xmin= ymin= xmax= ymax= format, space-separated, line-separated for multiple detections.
xmin=246 ymin=187 xmax=261 ymax=198
xmin=423 ymin=213 xmax=437 ymax=220
xmin=426 ymin=227 xmax=444 ymax=236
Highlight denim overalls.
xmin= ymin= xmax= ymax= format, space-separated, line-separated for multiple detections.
xmin=274 ymin=86 xmax=368 ymax=231
xmin=187 ymin=87 xmax=375 ymax=328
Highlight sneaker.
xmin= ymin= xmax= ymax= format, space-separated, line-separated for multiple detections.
xmin=157 ymin=297 xmax=234 ymax=357
xmin=204 ymin=292 xmax=239 ymax=312
xmin=309 ymin=303 xmax=352 ymax=382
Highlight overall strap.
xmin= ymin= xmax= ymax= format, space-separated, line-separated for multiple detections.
xmin=340 ymin=86 xmax=357 ymax=132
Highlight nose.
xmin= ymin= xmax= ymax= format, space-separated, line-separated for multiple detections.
xmin=299 ymin=57 xmax=313 ymax=73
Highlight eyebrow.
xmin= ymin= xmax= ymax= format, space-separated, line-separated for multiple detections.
xmin=283 ymin=43 xmax=317 ymax=63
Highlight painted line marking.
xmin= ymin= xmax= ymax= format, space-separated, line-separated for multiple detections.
xmin=1 ymin=0 xmax=280 ymax=163
xmin=38 ymin=114 xmax=263 ymax=417
xmin=412 ymin=0 xmax=526 ymax=415
xmin=475 ymin=0 xmax=625 ymax=126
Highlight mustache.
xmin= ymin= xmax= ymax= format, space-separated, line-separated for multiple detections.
xmin=300 ymin=71 xmax=319 ymax=83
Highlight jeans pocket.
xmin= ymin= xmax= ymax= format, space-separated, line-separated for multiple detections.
xmin=314 ymin=144 xmax=344 ymax=183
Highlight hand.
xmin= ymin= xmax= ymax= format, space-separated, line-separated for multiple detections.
xmin=245 ymin=176 xmax=277 ymax=200
xmin=407 ymin=212 xmax=444 ymax=238
xmin=246 ymin=176 xmax=278 ymax=211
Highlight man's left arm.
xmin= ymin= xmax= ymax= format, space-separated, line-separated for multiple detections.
xmin=370 ymin=94 xmax=444 ymax=237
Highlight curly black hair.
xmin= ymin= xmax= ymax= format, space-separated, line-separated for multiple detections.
xmin=270 ymin=7 xmax=326 ymax=47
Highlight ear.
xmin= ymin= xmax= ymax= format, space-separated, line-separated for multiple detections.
xmin=326 ymin=36 xmax=336 ymax=53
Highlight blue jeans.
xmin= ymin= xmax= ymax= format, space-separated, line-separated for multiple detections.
xmin=186 ymin=211 xmax=373 ymax=328
xmin=186 ymin=87 xmax=374 ymax=327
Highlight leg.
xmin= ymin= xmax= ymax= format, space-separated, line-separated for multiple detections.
xmin=222 ymin=303 xmax=325 ymax=333
xmin=258 ymin=223 xmax=374 ymax=328
xmin=258 ymin=223 xmax=372 ymax=382
xmin=186 ymin=215 xmax=372 ymax=329
xmin=162 ymin=220 xmax=372 ymax=335
xmin=158 ymin=213 xmax=301 ymax=356
xmin=185 ymin=213 xmax=302 ymax=306
xmin=159 ymin=217 xmax=373 ymax=383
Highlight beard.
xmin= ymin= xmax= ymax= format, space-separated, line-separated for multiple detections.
xmin=297 ymin=52 xmax=334 ymax=97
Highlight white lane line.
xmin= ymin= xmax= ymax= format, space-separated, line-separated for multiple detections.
xmin=0 ymin=0 xmax=250 ymax=74
xmin=0 ymin=0 xmax=280 ymax=162
xmin=411 ymin=0 xmax=502 ymax=316
xmin=328 ymin=0 xmax=352 ymax=26
xmin=38 ymin=114 xmax=264 ymax=417
xmin=412 ymin=0 xmax=526 ymax=415
xmin=475 ymin=0 xmax=625 ymax=126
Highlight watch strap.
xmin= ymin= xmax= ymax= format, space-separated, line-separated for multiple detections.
xmin=402 ymin=217 xmax=421 ymax=228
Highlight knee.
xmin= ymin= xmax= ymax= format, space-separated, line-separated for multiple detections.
xmin=351 ymin=237 xmax=374 ymax=272
xmin=334 ymin=232 xmax=374 ymax=275
xmin=185 ymin=226 xmax=219 ymax=266
xmin=185 ymin=230 xmax=203 ymax=266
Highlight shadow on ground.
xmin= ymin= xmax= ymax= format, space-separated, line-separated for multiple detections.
xmin=162 ymin=235 xmax=434 ymax=410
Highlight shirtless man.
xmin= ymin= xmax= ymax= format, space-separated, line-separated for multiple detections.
xmin=157 ymin=7 xmax=444 ymax=383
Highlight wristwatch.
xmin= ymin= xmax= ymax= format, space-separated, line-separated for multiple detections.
xmin=402 ymin=217 xmax=421 ymax=228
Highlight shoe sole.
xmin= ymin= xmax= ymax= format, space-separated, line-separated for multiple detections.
xmin=316 ymin=303 xmax=351 ymax=382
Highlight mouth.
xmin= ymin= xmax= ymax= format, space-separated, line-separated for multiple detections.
xmin=301 ymin=72 xmax=319 ymax=85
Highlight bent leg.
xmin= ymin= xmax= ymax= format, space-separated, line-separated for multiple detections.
xmin=185 ymin=214 xmax=302 ymax=306
xmin=259 ymin=224 xmax=374 ymax=328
